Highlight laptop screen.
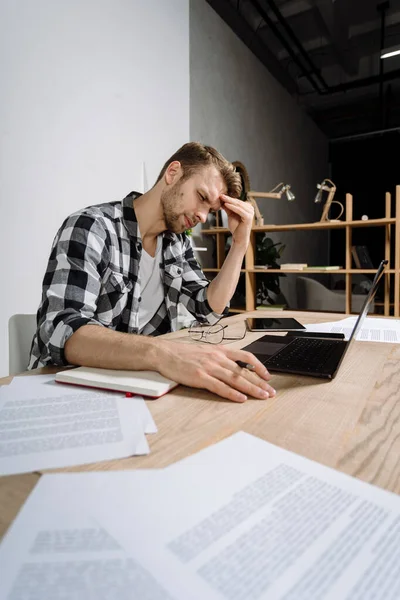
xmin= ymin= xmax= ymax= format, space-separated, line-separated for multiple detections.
xmin=347 ymin=259 xmax=388 ymax=345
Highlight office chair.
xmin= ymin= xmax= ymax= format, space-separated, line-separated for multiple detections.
xmin=8 ymin=314 xmax=37 ymax=375
xmin=296 ymin=277 xmax=372 ymax=313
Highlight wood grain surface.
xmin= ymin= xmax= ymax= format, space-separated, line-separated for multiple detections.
xmin=1 ymin=310 xmax=399 ymax=540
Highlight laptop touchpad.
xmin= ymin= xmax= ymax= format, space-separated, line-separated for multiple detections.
xmin=244 ymin=340 xmax=287 ymax=358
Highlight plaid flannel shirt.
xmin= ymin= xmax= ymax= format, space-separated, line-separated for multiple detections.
xmin=29 ymin=192 xmax=227 ymax=369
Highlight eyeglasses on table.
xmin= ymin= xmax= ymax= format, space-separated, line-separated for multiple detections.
xmin=188 ymin=320 xmax=248 ymax=345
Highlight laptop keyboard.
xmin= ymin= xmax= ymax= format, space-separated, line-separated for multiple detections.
xmin=266 ymin=337 xmax=343 ymax=372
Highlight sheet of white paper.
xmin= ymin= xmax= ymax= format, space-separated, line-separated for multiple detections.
xmin=0 ymin=386 xmax=149 ymax=475
xmin=4 ymin=376 xmax=157 ymax=434
xmin=3 ymin=433 xmax=400 ymax=599
xmin=94 ymin=432 xmax=400 ymax=600
xmin=0 ymin=471 xmax=180 ymax=600
xmin=8 ymin=374 xmax=56 ymax=387
xmin=305 ymin=316 xmax=400 ymax=343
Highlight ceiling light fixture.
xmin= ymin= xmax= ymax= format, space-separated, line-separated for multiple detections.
xmin=380 ymin=43 xmax=400 ymax=59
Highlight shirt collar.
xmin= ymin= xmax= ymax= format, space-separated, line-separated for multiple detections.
xmin=121 ymin=190 xmax=181 ymax=244
xmin=122 ymin=191 xmax=141 ymax=238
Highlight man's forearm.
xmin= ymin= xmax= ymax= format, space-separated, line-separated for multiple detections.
xmin=63 ymin=312 xmax=276 ymax=404
xmin=207 ymin=241 xmax=247 ymax=314
xmin=64 ymin=325 xmax=163 ymax=370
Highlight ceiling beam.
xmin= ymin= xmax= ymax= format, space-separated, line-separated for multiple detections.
xmin=205 ymin=0 xmax=297 ymax=94
xmin=311 ymin=0 xmax=359 ymax=75
xmin=256 ymin=0 xmax=328 ymax=91
xmin=272 ymin=0 xmax=311 ymax=20
xmin=350 ymin=10 xmax=400 ymax=38
xmin=278 ymin=21 xmax=400 ymax=72
xmin=323 ymin=66 xmax=400 ymax=94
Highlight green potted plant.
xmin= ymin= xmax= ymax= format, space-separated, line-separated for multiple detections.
xmin=255 ymin=234 xmax=287 ymax=307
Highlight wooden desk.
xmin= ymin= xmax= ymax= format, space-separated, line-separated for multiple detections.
xmin=1 ymin=310 xmax=400 ymax=540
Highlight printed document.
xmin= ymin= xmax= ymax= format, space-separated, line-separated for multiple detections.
xmin=7 ymin=375 xmax=157 ymax=434
xmin=95 ymin=432 xmax=400 ymax=599
xmin=2 ymin=432 xmax=400 ymax=598
xmin=0 ymin=471 xmax=178 ymax=600
xmin=305 ymin=315 xmax=400 ymax=343
xmin=0 ymin=381 xmax=149 ymax=475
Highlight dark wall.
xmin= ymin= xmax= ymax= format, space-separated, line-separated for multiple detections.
xmin=329 ymin=131 xmax=399 ymax=270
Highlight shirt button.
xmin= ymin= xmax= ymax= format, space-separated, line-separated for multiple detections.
xmin=138 ymin=296 xmax=142 ymax=302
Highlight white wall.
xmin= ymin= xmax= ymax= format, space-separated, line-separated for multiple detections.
xmin=190 ymin=1 xmax=329 ymax=307
xmin=0 ymin=0 xmax=189 ymax=376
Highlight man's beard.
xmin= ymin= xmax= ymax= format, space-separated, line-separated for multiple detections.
xmin=160 ymin=182 xmax=186 ymax=233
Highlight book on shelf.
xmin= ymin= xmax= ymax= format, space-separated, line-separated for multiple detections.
xmin=255 ymin=264 xmax=342 ymax=271
xmin=279 ymin=263 xmax=308 ymax=270
xmin=303 ymin=265 xmax=342 ymax=271
xmin=351 ymin=245 xmax=374 ymax=269
xmin=253 ymin=265 xmax=276 ymax=270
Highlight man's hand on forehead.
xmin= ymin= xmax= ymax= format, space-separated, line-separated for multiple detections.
xmin=217 ymin=193 xmax=254 ymax=247
xmin=219 ymin=193 xmax=233 ymax=209
xmin=219 ymin=193 xmax=243 ymax=208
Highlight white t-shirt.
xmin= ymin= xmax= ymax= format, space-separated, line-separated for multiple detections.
xmin=138 ymin=235 xmax=164 ymax=332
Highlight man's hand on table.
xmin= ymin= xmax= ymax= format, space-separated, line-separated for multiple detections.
xmin=157 ymin=340 xmax=276 ymax=403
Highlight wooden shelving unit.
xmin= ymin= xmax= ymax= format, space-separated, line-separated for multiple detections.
xmin=248 ymin=269 xmax=397 ymax=274
xmin=201 ymin=217 xmax=396 ymax=234
xmin=201 ymin=186 xmax=400 ymax=317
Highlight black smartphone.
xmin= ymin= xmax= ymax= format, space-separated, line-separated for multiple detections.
xmin=246 ymin=317 xmax=306 ymax=332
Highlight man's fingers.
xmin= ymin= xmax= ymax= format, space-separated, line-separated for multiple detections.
xmin=220 ymin=194 xmax=252 ymax=208
xmin=223 ymin=201 xmax=253 ymax=218
xmin=221 ymin=198 xmax=254 ymax=214
xmin=161 ymin=341 xmax=277 ymax=403
xmin=222 ymin=202 xmax=249 ymax=220
xmin=218 ymin=354 xmax=273 ymax=392
xmin=225 ymin=348 xmax=272 ymax=381
xmin=237 ymin=369 xmax=276 ymax=398
xmin=208 ymin=363 xmax=274 ymax=400
xmin=199 ymin=373 xmax=248 ymax=403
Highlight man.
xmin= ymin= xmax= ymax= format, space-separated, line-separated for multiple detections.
xmin=29 ymin=142 xmax=275 ymax=402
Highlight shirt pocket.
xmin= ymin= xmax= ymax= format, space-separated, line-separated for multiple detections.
xmin=164 ymin=264 xmax=183 ymax=279
xmin=163 ymin=263 xmax=183 ymax=291
xmin=97 ymin=270 xmax=134 ymax=326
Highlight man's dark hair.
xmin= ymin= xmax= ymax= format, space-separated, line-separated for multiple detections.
xmin=156 ymin=142 xmax=242 ymax=198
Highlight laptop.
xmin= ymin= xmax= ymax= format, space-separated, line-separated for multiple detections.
xmin=242 ymin=260 xmax=388 ymax=379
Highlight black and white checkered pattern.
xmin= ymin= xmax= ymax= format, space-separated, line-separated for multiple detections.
xmin=29 ymin=192 xmax=225 ymax=368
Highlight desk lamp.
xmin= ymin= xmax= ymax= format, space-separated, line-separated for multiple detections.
xmin=314 ymin=178 xmax=344 ymax=222
xmin=248 ymin=183 xmax=295 ymax=226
